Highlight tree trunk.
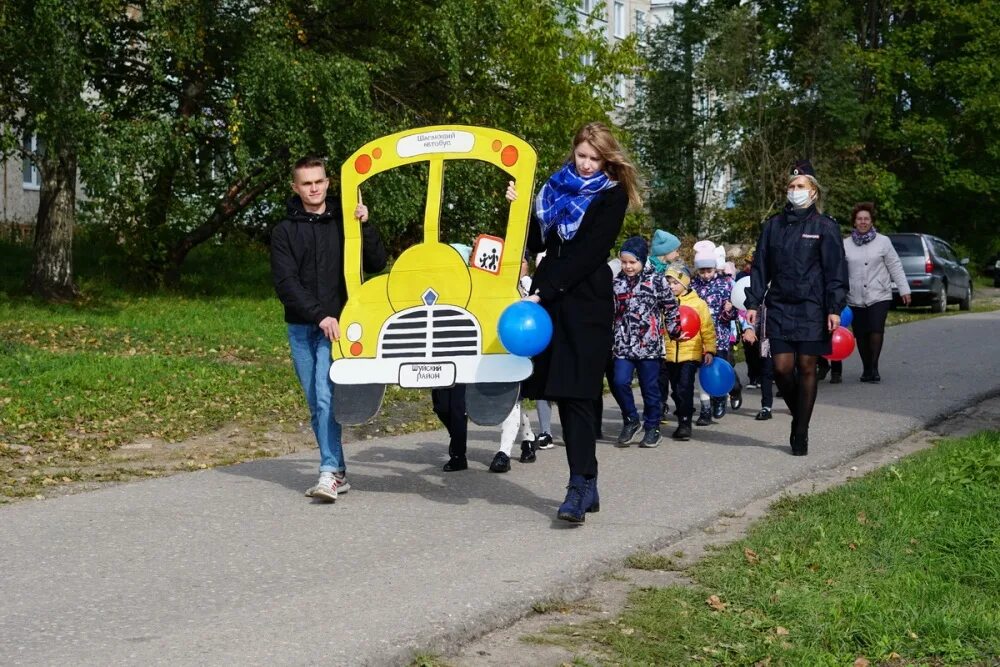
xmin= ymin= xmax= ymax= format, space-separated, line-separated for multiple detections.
xmin=29 ymin=142 xmax=79 ymax=301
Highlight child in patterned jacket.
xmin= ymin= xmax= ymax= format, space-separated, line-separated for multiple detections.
xmin=610 ymin=236 xmax=681 ymax=448
xmin=691 ymin=241 xmax=737 ymax=424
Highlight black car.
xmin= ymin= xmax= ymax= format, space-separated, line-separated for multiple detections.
xmin=888 ymin=233 xmax=973 ymax=312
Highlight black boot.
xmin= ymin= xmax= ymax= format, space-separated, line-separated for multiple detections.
xmin=791 ymin=433 xmax=808 ymax=456
xmin=830 ymin=372 xmax=842 ymax=384
xmin=695 ymin=406 xmax=713 ymax=426
xmin=730 ymin=386 xmax=743 ymax=411
xmin=712 ymin=397 xmax=726 ymax=419
xmin=672 ymin=418 xmax=692 ymax=441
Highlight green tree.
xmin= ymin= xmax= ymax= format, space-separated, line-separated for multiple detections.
xmin=0 ymin=0 xmax=115 ymax=300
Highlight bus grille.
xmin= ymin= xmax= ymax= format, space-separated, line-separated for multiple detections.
xmin=378 ymin=306 xmax=481 ymax=359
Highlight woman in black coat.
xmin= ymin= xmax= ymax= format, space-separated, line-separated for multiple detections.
xmin=744 ymin=160 xmax=848 ymax=456
xmin=506 ymin=122 xmax=641 ymax=523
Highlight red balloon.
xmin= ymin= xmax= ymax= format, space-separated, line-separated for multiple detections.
xmin=824 ymin=326 xmax=856 ymax=361
xmin=678 ymin=305 xmax=701 ymax=339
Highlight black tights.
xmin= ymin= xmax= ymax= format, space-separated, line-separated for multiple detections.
xmin=856 ymin=332 xmax=885 ymax=375
xmin=772 ymin=352 xmax=817 ymax=437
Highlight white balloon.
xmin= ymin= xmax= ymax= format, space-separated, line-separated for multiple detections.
xmin=731 ymin=276 xmax=751 ymax=311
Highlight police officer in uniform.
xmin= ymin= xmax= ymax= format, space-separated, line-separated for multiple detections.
xmin=744 ymin=160 xmax=848 ymax=456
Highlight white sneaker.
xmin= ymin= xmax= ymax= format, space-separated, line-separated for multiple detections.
xmin=333 ymin=473 xmax=350 ymax=494
xmin=307 ymin=473 xmax=337 ymax=502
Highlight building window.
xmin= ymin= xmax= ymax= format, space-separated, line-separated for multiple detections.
xmin=613 ymin=2 xmax=626 ymax=37
xmin=616 ymin=76 xmax=628 ymax=107
xmin=579 ymin=0 xmax=594 ymax=13
xmin=22 ymin=133 xmax=42 ymax=190
xmin=635 ymin=10 xmax=646 ymax=35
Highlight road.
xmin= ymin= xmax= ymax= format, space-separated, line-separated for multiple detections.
xmin=2 ymin=310 xmax=998 ymax=666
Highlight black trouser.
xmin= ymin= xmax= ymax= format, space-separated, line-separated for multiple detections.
xmin=743 ymin=338 xmax=762 ymax=383
xmin=724 ymin=348 xmax=744 ymax=397
xmin=432 ymin=385 xmax=467 ymax=459
xmin=760 ymin=356 xmax=774 ymax=409
xmin=665 ymin=361 xmax=699 ymax=421
xmin=559 ymin=398 xmax=598 ymax=478
xmin=592 ymin=356 xmax=615 ymax=436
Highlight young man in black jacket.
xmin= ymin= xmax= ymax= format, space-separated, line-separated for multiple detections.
xmin=271 ymin=156 xmax=387 ymax=502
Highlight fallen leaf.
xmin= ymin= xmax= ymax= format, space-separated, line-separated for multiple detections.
xmin=775 ymin=626 xmax=789 ymax=636
xmin=854 ymin=658 xmax=870 ymax=667
xmin=888 ymin=652 xmax=902 ymax=660
xmin=908 ymin=630 xmax=918 ymax=639
xmin=620 ymin=627 xmax=635 ymax=636
xmin=706 ymin=594 xmax=727 ymax=611
xmin=848 ymin=543 xmax=857 ymax=551
xmin=744 ymin=547 xmax=759 ymax=564
xmin=857 ymin=511 xmax=869 ymax=525
xmin=753 ymin=659 xmax=772 ymax=667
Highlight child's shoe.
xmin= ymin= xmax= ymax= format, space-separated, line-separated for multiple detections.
xmin=534 ymin=432 xmax=555 ymax=450
xmin=616 ymin=419 xmax=641 ymax=446
xmin=489 ymin=451 xmax=511 ymax=473
xmin=711 ymin=397 xmax=727 ymax=419
xmin=640 ymin=428 xmax=661 ymax=448
xmin=695 ymin=406 xmax=713 ymax=426
xmin=672 ymin=419 xmax=692 ymax=441
xmin=519 ymin=440 xmax=537 ymax=463
xmin=754 ymin=407 xmax=772 ymax=420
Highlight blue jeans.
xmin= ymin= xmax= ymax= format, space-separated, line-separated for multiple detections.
xmin=610 ymin=358 xmax=662 ymax=429
xmin=287 ymin=324 xmax=344 ymax=474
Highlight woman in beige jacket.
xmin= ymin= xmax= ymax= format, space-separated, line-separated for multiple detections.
xmin=842 ymin=202 xmax=911 ymax=382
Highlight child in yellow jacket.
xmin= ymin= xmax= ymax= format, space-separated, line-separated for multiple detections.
xmin=663 ymin=265 xmax=716 ymax=440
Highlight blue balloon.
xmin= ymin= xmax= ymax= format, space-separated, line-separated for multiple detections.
xmin=498 ymin=301 xmax=553 ymax=357
xmin=840 ymin=305 xmax=853 ymax=328
xmin=699 ymin=357 xmax=736 ymax=397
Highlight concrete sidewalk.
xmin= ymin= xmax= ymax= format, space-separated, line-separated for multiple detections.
xmin=3 ymin=311 xmax=999 ymax=666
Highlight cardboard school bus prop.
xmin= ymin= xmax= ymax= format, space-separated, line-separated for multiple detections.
xmin=330 ymin=126 xmax=537 ymax=425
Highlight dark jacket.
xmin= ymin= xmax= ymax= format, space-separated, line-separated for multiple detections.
xmin=744 ymin=204 xmax=847 ymax=341
xmin=523 ymin=186 xmax=627 ymax=400
xmin=270 ymin=195 xmax=387 ymax=325
xmin=612 ymin=266 xmax=680 ymax=360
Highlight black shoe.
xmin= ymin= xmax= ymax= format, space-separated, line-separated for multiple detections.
xmin=672 ymin=421 xmax=692 ymax=440
xmin=870 ymin=371 xmax=881 ymax=383
xmin=695 ymin=407 xmax=713 ymax=426
xmin=489 ymin=451 xmax=511 ymax=473
xmin=791 ymin=433 xmax=808 ymax=456
xmin=754 ymin=408 xmax=772 ymax=420
xmin=817 ymin=363 xmax=830 ymax=381
xmin=660 ymin=404 xmax=671 ymax=423
xmin=730 ymin=388 xmax=743 ymax=411
xmin=519 ymin=440 xmax=536 ymax=463
xmin=860 ymin=372 xmax=873 ymax=382
xmin=616 ymin=419 xmax=641 ymax=446
xmin=534 ymin=432 xmax=554 ymax=450
xmin=712 ymin=398 xmax=726 ymax=419
xmin=443 ymin=456 xmax=468 ymax=472
xmin=640 ymin=428 xmax=660 ymax=448
xmin=830 ymin=373 xmax=842 ymax=384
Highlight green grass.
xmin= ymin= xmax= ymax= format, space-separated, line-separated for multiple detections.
xmin=549 ymin=432 xmax=1000 ymax=665
xmin=0 ymin=237 xmax=437 ymax=501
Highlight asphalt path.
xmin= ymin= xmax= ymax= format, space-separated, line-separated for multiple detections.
xmin=2 ymin=310 xmax=999 ymax=666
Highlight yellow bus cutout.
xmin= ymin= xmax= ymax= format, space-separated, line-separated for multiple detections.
xmin=330 ymin=126 xmax=537 ymax=425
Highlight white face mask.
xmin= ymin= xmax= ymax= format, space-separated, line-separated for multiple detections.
xmin=787 ymin=189 xmax=812 ymax=208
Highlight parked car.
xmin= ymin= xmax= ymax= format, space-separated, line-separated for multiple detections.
xmin=888 ymin=233 xmax=973 ymax=312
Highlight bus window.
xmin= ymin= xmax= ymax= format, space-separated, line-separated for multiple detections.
xmin=440 ymin=160 xmax=513 ymax=247
xmin=359 ymin=161 xmax=428 ymax=268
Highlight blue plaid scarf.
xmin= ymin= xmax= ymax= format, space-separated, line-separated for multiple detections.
xmin=534 ymin=163 xmax=616 ymax=241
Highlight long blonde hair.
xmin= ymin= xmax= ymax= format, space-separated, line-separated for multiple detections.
xmin=570 ymin=122 xmax=643 ymax=211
